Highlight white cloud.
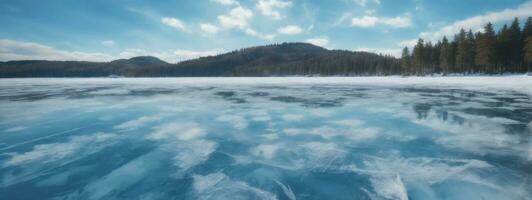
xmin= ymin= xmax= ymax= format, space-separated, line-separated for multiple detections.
xmin=214 ymin=6 xmax=276 ymax=40
xmin=0 ymin=39 xmax=221 ymax=63
xmin=398 ymin=39 xmax=418 ymax=48
xmin=380 ymin=16 xmax=412 ymax=28
xmin=173 ymin=49 xmax=219 ymax=60
xmin=101 ymin=40 xmax=115 ymax=47
xmin=365 ymin=9 xmax=376 ymax=15
xmin=256 ymin=0 xmax=292 ymax=20
xmin=305 ymin=37 xmax=330 ymax=48
xmin=245 ymin=28 xmax=276 ymax=40
xmin=351 ymin=15 xmax=412 ymax=28
xmin=119 ymin=48 xmax=220 ymax=62
xmin=218 ymin=6 xmax=254 ymax=29
xmin=417 ymin=1 xmax=532 ymax=41
xmin=200 ymin=23 xmax=220 ymax=34
xmin=0 ymin=39 xmax=115 ymax=62
xmin=354 ymin=0 xmax=381 ymax=8
xmin=117 ymin=48 xmax=148 ymax=58
xmin=161 ymin=17 xmax=189 ymax=32
xmin=334 ymin=12 xmax=353 ymax=26
xmin=277 ymin=25 xmax=303 ymax=35
xmin=351 ymin=16 xmax=379 ymax=27
xmin=354 ymin=47 xmax=403 ymax=57
xmin=212 ymin=0 xmax=239 ymax=6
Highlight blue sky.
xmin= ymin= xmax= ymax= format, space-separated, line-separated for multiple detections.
xmin=1 ymin=0 xmax=531 ymax=62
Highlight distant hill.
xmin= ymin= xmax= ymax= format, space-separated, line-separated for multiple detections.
xmin=0 ymin=42 xmax=400 ymax=77
xmin=110 ymin=56 xmax=168 ymax=67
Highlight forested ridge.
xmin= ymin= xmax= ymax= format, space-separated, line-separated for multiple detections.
xmin=1 ymin=17 xmax=531 ymax=78
xmin=0 ymin=43 xmax=401 ymax=77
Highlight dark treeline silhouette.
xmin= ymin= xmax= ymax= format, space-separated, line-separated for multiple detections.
xmin=1 ymin=17 xmax=531 ymax=77
xmin=0 ymin=43 xmax=401 ymax=77
xmin=402 ymin=17 xmax=532 ymax=75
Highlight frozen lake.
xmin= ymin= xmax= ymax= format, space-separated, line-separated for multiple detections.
xmin=0 ymin=77 xmax=531 ymax=200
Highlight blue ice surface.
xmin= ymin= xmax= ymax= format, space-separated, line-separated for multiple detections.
xmin=0 ymin=78 xmax=530 ymax=200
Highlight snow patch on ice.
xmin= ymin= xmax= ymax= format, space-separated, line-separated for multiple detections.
xmin=172 ymin=139 xmax=217 ymax=171
xmin=330 ymin=119 xmax=365 ymax=127
xmin=216 ymin=115 xmax=248 ymax=130
xmin=344 ymin=156 xmax=506 ymax=200
xmin=281 ymin=114 xmax=304 ymax=122
xmin=283 ymin=125 xmax=380 ymax=141
xmin=82 ymin=150 xmax=162 ymax=200
xmin=1 ymin=132 xmax=117 ymax=187
xmin=4 ymin=132 xmax=116 ymax=167
xmin=148 ymin=123 xmax=206 ymax=140
xmin=3 ymin=126 xmax=27 ymax=133
xmin=369 ymin=174 xmax=408 ymax=200
xmin=114 ymin=115 xmax=162 ymax=130
xmin=192 ymin=172 xmax=277 ymax=200
xmin=89 ymin=88 xmax=130 ymax=95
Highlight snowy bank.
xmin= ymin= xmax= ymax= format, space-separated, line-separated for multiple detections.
xmin=1 ymin=75 xmax=532 ymax=95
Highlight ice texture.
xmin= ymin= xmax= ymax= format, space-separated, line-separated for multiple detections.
xmin=0 ymin=76 xmax=531 ymax=200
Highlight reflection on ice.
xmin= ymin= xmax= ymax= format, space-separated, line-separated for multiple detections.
xmin=0 ymin=77 xmax=531 ymax=200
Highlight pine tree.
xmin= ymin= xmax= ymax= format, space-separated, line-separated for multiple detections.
xmin=450 ymin=36 xmax=458 ymax=73
xmin=432 ymin=41 xmax=442 ymax=73
xmin=424 ymin=41 xmax=433 ymax=74
xmin=456 ymin=29 xmax=468 ymax=73
xmin=466 ymin=29 xmax=476 ymax=73
xmin=525 ymin=36 xmax=532 ymax=72
xmin=475 ymin=22 xmax=497 ymax=73
xmin=439 ymin=36 xmax=450 ymax=75
xmin=497 ymin=25 xmax=510 ymax=73
xmin=401 ymin=47 xmax=411 ymax=75
xmin=412 ymin=39 xmax=425 ymax=75
xmin=508 ymin=17 xmax=522 ymax=72
xmin=524 ymin=17 xmax=532 ymax=38
xmin=522 ymin=17 xmax=532 ymax=72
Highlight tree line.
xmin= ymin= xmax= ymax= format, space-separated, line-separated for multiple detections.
xmin=402 ymin=17 xmax=532 ymax=75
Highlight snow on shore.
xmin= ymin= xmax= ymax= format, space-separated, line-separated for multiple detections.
xmin=1 ymin=75 xmax=531 ymax=95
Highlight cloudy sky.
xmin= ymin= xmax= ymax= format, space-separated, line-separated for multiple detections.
xmin=1 ymin=0 xmax=531 ymax=62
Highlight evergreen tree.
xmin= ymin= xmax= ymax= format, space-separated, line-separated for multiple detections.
xmin=424 ymin=41 xmax=433 ymax=74
xmin=401 ymin=47 xmax=411 ymax=75
xmin=525 ymin=36 xmax=532 ymax=72
xmin=522 ymin=17 xmax=532 ymax=72
xmin=432 ymin=41 xmax=442 ymax=73
xmin=466 ymin=29 xmax=476 ymax=73
xmin=524 ymin=17 xmax=532 ymax=38
xmin=497 ymin=24 xmax=510 ymax=73
xmin=508 ymin=17 xmax=523 ymax=72
xmin=475 ymin=22 xmax=497 ymax=73
xmin=439 ymin=36 xmax=450 ymax=75
xmin=450 ymin=36 xmax=458 ymax=73
xmin=412 ymin=39 xmax=425 ymax=75
xmin=456 ymin=29 xmax=468 ymax=73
